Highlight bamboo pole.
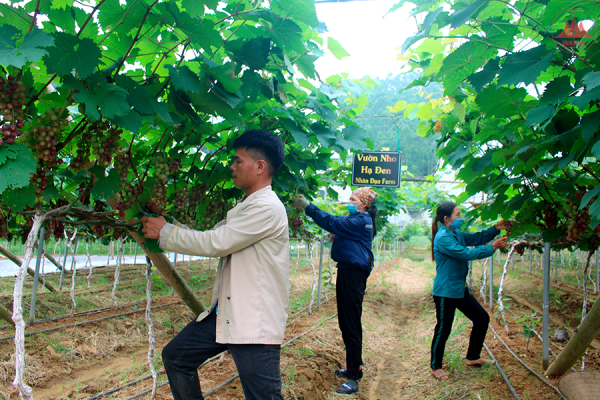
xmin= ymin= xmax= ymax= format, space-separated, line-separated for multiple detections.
xmin=0 ymin=302 xmax=14 ymax=325
xmin=0 ymin=244 xmax=56 ymax=292
xmin=546 ymin=296 xmax=600 ymax=376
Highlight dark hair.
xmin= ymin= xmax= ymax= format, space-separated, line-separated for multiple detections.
xmin=232 ymin=129 xmax=285 ymax=176
xmin=368 ymin=205 xmax=378 ymax=238
xmin=431 ymin=202 xmax=457 ymax=261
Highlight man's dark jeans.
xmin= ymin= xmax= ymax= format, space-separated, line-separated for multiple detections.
xmin=162 ymin=312 xmax=283 ymax=400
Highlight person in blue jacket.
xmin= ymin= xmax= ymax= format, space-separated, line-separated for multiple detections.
xmin=291 ymin=187 xmax=378 ymax=395
xmin=430 ymin=201 xmax=509 ymax=380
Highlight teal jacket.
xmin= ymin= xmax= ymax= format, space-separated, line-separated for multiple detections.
xmin=432 ymin=225 xmax=499 ymax=298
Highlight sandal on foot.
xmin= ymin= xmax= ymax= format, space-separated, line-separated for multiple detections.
xmin=334 ymin=369 xmax=363 ymax=379
xmin=336 ymin=382 xmax=359 ymax=394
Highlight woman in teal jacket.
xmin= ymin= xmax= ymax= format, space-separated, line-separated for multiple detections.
xmin=430 ymin=202 xmax=508 ymax=380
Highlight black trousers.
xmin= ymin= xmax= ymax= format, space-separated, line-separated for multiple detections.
xmin=162 ymin=312 xmax=283 ymax=400
xmin=336 ymin=267 xmax=369 ymax=380
xmin=430 ymin=288 xmax=490 ymax=370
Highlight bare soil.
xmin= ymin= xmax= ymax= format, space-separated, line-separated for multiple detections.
xmin=1 ymin=251 xmax=599 ymax=399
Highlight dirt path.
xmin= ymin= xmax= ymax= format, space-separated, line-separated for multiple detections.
xmin=2 ymin=255 xmax=595 ymax=399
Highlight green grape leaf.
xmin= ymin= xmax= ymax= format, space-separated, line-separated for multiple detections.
xmin=277 ymin=0 xmax=319 ymax=27
xmin=0 ymin=144 xmax=36 ymax=193
xmin=450 ymin=0 xmax=487 ymax=28
xmin=282 ymin=119 xmax=310 ymax=147
xmin=582 ymin=71 xmax=600 ymax=90
xmin=0 ymin=4 xmax=31 ymax=33
xmin=569 ymin=86 xmax=600 ymax=110
xmin=66 ymin=75 xmax=130 ymax=121
xmin=177 ymin=15 xmax=222 ymax=50
xmin=540 ymin=76 xmax=572 ymax=105
xmin=526 ymin=105 xmax=556 ymax=127
xmin=268 ymin=19 xmax=304 ymax=53
xmin=90 ymin=167 xmax=121 ymax=200
xmin=166 ymin=65 xmax=204 ymax=94
xmin=226 ymin=38 xmax=271 ymax=71
xmin=468 ymin=57 xmax=500 ymax=92
xmin=327 ymin=37 xmax=350 ymax=60
xmin=497 ymin=46 xmax=554 ymax=87
xmin=0 ymin=143 xmax=20 ymax=164
xmin=440 ymin=42 xmax=492 ymax=94
xmin=296 ymin=54 xmax=319 ymax=79
xmin=0 ymin=185 xmax=36 ymax=211
xmin=0 ymin=26 xmax=54 ymax=68
xmin=43 ymin=32 xmax=101 ymax=79
xmin=182 ymin=0 xmax=215 ymax=16
xmin=476 ymin=86 xmax=528 ymax=118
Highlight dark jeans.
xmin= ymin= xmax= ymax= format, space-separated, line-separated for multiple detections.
xmin=430 ymin=288 xmax=490 ymax=370
xmin=162 ymin=312 xmax=283 ymax=400
xmin=336 ymin=267 xmax=369 ymax=380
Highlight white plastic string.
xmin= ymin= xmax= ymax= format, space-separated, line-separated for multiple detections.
xmin=13 ymin=213 xmax=45 ymax=399
xmin=145 ymin=256 xmax=158 ymax=398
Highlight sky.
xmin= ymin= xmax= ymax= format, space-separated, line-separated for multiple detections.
xmin=314 ymin=0 xmax=418 ymax=80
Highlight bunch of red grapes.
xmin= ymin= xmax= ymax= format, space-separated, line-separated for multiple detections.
xmin=0 ymin=73 xmax=27 ymax=146
xmin=172 ymin=188 xmax=189 ymax=223
xmin=287 ymin=209 xmax=304 ymax=237
xmin=0 ymin=212 xmax=8 ymax=238
xmin=566 ymin=185 xmax=592 ymax=242
xmin=90 ymin=121 xmax=121 ymax=167
xmin=28 ymin=106 xmax=69 ymax=168
xmin=114 ymin=150 xmax=142 ymax=211
xmin=197 ymin=191 xmax=231 ymax=230
xmin=70 ymin=130 xmax=92 ymax=171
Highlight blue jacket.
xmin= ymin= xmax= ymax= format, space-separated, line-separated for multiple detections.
xmin=432 ymin=225 xmax=499 ymax=298
xmin=305 ymin=204 xmax=374 ymax=272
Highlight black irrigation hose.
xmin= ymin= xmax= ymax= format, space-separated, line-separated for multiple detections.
xmin=0 ymin=300 xmax=189 ymax=342
xmin=481 ymin=341 xmax=521 ymax=400
xmin=487 ymin=323 xmax=567 ymax=399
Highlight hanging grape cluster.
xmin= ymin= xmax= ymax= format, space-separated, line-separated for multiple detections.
xmin=70 ymin=130 xmax=92 ymax=171
xmin=114 ymin=150 xmax=142 ymax=212
xmin=151 ymin=155 xmax=170 ymax=210
xmin=565 ymin=185 xmax=592 ymax=242
xmin=185 ymin=183 xmax=208 ymax=227
xmin=50 ymin=218 xmax=65 ymax=239
xmin=287 ymin=208 xmax=304 ymax=237
xmin=197 ymin=189 xmax=231 ymax=230
xmin=542 ymin=204 xmax=558 ymax=229
xmin=90 ymin=121 xmax=121 ymax=167
xmin=0 ymin=211 xmax=8 ymax=238
xmin=0 ymin=73 xmax=27 ymax=146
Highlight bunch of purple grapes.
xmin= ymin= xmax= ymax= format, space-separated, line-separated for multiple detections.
xmin=0 ymin=74 xmax=27 ymax=146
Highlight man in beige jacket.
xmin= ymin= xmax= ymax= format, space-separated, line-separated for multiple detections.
xmin=141 ymin=129 xmax=289 ymax=400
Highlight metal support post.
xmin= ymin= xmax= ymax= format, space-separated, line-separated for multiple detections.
xmin=58 ymin=239 xmax=69 ymax=290
xmin=29 ymin=226 xmax=45 ymax=325
xmin=543 ymin=241 xmax=551 ymax=370
xmin=554 ymin=251 xmax=558 ymax=282
xmin=529 ymin=247 xmax=532 ymax=275
xmin=489 ymin=253 xmax=494 ymax=312
xmin=134 ymin=244 xmax=138 ymax=265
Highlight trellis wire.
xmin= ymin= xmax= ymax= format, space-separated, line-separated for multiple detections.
xmin=145 ymin=256 xmax=158 ymax=398
xmin=13 ymin=213 xmax=45 ymax=400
